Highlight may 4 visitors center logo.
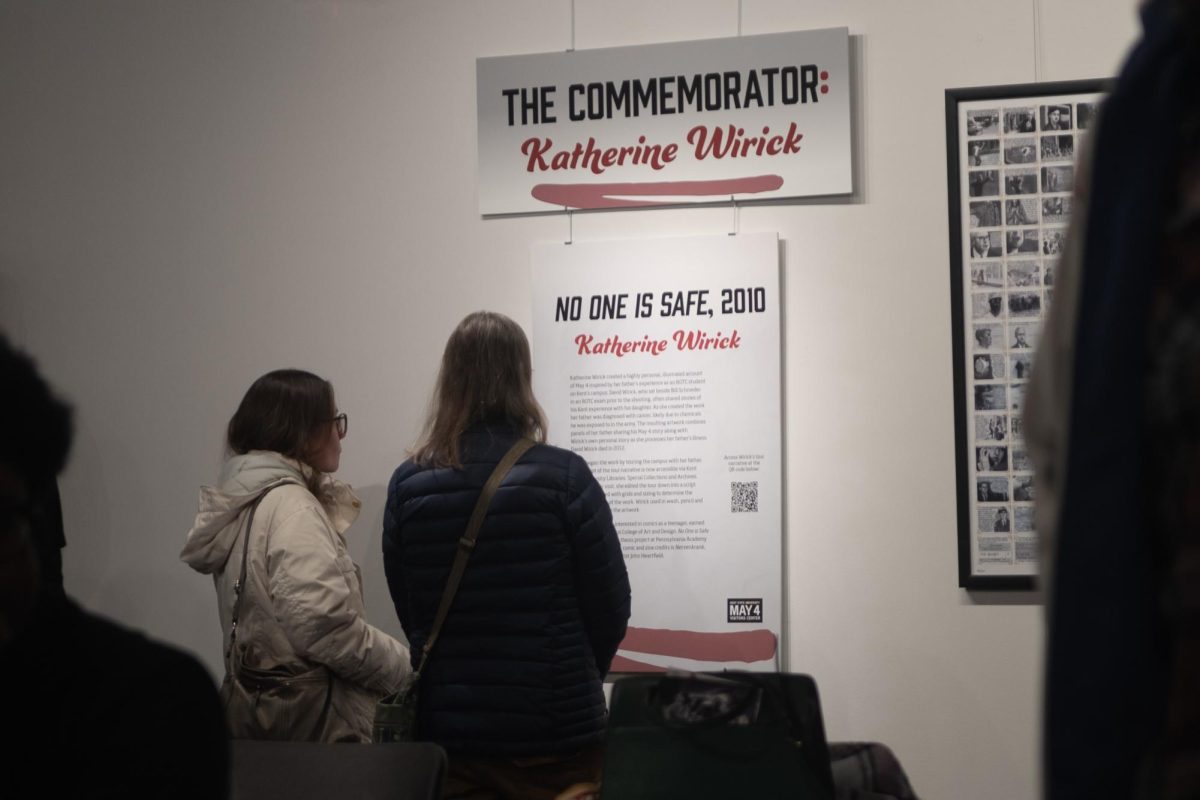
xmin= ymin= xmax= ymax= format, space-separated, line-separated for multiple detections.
xmin=727 ymin=597 xmax=764 ymax=623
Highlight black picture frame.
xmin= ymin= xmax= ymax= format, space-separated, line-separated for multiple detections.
xmin=946 ymin=79 xmax=1108 ymax=590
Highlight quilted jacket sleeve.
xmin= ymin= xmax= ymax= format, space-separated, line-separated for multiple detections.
xmin=266 ymin=501 xmax=409 ymax=693
xmin=381 ymin=473 xmax=413 ymax=638
xmin=565 ymin=455 xmax=631 ymax=677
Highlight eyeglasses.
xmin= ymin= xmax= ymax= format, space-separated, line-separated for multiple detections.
xmin=330 ymin=413 xmax=348 ymax=438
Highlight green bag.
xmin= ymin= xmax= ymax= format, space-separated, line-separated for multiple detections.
xmin=372 ymin=675 xmax=419 ymax=742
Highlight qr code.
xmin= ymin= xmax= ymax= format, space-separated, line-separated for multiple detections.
xmin=731 ymin=481 xmax=758 ymax=513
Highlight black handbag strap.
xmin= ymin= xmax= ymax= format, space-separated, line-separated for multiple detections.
xmin=414 ymin=438 xmax=534 ymax=676
xmin=225 ymin=480 xmax=301 ymax=666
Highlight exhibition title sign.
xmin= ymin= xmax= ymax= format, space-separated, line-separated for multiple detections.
xmin=477 ymin=28 xmax=851 ymax=214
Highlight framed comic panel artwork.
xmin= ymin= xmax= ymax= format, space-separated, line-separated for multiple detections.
xmin=946 ymin=79 xmax=1108 ymax=590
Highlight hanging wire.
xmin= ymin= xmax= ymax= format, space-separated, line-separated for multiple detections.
xmin=569 ymin=0 xmax=576 ymax=51
xmin=565 ymin=0 xmax=576 ymax=233
xmin=1032 ymin=0 xmax=1043 ymax=82
xmin=728 ymin=3 xmax=744 ymax=235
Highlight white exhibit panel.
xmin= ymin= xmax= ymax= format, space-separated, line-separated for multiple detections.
xmin=531 ymin=232 xmax=782 ymax=671
xmin=477 ymin=29 xmax=851 ymax=213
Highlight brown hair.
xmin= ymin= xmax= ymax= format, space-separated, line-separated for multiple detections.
xmin=226 ymin=369 xmax=335 ymax=479
xmin=412 ymin=311 xmax=547 ymax=468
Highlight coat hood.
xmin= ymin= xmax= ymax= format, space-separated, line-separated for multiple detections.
xmin=180 ymin=451 xmax=360 ymax=574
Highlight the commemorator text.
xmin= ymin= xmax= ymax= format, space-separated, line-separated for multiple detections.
xmin=501 ymin=66 xmax=826 ymax=126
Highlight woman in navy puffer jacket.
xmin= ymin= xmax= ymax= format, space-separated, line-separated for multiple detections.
xmin=384 ymin=310 xmax=631 ymax=800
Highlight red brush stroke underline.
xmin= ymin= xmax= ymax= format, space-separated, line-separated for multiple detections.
xmin=611 ymin=654 xmax=667 ymax=672
xmin=618 ymin=626 xmax=778 ymax=663
xmin=532 ymin=175 xmax=784 ymax=210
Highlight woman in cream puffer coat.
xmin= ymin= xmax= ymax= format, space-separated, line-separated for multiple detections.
xmin=182 ymin=369 xmax=409 ymax=742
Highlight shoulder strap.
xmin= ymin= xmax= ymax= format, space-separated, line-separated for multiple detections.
xmin=225 ymin=480 xmax=301 ymax=664
xmin=415 ymin=438 xmax=535 ymax=675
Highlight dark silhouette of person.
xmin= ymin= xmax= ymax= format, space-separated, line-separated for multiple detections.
xmin=0 ymin=334 xmax=229 ymax=798
xmin=994 ymin=508 xmax=1011 ymax=532
xmin=1026 ymin=6 xmax=1200 ymax=799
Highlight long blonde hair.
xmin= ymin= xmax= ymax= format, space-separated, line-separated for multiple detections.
xmin=411 ymin=311 xmax=547 ymax=468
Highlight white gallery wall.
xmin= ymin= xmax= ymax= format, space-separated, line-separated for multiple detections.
xmin=0 ymin=2 xmax=1139 ymax=798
